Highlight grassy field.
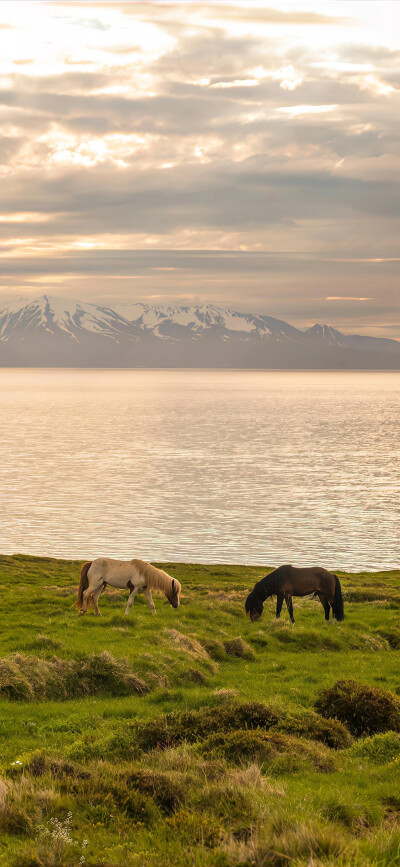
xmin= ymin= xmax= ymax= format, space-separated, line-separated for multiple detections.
xmin=0 ymin=555 xmax=399 ymax=867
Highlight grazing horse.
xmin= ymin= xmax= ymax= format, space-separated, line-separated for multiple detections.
xmin=245 ymin=565 xmax=344 ymax=624
xmin=77 ymin=558 xmax=181 ymax=617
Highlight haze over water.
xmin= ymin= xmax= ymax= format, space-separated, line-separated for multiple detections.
xmin=1 ymin=370 xmax=398 ymax=571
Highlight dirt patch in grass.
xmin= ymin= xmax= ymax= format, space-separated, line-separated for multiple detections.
xmin=315 ymin=680 xmax=400 ymax=737
xmin=0 ymin=651 xmax=148 ymax=701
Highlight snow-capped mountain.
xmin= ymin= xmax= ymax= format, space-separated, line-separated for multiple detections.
xmin=0 ymin=295 xmax=399 ymax=368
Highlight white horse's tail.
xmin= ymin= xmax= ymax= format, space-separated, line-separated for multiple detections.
xmin=77 ymin=561 xmax=92 ymax=609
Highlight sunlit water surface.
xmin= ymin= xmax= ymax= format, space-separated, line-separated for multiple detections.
xmin=1 ymin=370 xmax=399 ymax=570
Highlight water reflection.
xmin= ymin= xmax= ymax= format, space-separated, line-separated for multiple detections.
xmin=1 ymin=370 xmax=399 ymax=570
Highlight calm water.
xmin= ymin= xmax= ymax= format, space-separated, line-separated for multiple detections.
xmin=1 ymin=370 xmax=399 ymax=570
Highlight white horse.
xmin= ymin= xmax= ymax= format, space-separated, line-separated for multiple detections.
xmin=77 ymin=558 xmax=181 ymax=616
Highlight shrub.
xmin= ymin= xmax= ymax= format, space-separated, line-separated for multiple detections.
xmin=71 ymin=773 xmax=159 ymax=825
xmin=125 ymin=769 xmax=184 ymax=814
xmin=349 ymin=731 xmax=400 ymax=764
xmin=315 ymin=680 xmax=400 ymax=737
xmin=278 ymin=709 xmax=352 ymax=749
xmin=114 ymin=786 xmax=158 ymax=823
xmin=134 ymin=700 xmax=279 ymax=752
xmin=197 ymin=729 xmax=334 ymax=772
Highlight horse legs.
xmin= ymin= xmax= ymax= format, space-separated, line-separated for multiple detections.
xmin=143 ymin=587 xmax=156 ymax=615
xmin=276 ymin=592 xmax=284 ymax=619
xmin=125 ymin=582 xmax=139 ymax=616
xmin=316 ymin=592 xmax=331 ymax=621
xmin=92 ymin=582 xmax=106 ymax=616
xmin=284 ymin=592 xmax=295 ymax=623
xmin=80 ymin=579 xmax=104 ymax=615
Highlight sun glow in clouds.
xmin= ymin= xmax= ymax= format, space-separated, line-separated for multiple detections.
xmin=0 ymin=1 xmax=398 ymax=336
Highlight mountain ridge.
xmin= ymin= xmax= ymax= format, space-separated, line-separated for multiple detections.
xmin=0 ymin=295 xmax=399 ymax=369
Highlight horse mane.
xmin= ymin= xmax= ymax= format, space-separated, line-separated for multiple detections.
xmin=255 ymin=565 xmax=291 ymax=598
xmin=132 ymin=559 xmax=181 ymax=594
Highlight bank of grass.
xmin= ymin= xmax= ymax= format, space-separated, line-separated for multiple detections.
xmin=0 ymin=555 xmax=399 ymax=866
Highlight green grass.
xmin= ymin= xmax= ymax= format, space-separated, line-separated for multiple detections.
xmin=0 ymin=555 xmax=399 ymax=866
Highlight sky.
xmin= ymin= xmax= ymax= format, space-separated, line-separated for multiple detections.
xmin=0 ymin=0 xmax=399 ymax=336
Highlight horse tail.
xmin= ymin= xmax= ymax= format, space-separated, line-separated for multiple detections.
xmin=332 ymin=574 xmax=344 ymax=621
xmin=77 ymin=561 xmax=92 ymax=609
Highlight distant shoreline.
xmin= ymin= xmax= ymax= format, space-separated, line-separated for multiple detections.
xmin=2 ymin=365 xmax=400 ymax=371
xmin=2 ymin=554 xmax=399 ymax=577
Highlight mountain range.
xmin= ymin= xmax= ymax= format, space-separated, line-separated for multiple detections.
xmin=0 ymin=295 xmax=399 ymax=369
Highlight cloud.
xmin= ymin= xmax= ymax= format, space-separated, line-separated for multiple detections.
xmin=0 ymin=0 xmax=398 ymax=337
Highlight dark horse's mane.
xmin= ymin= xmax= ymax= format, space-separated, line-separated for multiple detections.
xmin=245 ymin=565 xmax=290 ymax=614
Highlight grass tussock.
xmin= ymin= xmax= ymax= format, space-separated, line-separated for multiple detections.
xmin=223 ymin=637 xmax=254 ymax=659
xmin=315 ymin=680 xmax=400 ymax=737
xmin=0 ymin=651 xmax=148 ymax=701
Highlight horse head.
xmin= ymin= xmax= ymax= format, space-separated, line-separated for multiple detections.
xmin=245 ymin=589 xmax=264 ymax=622
xmin=166 ymin=577 xmax=181 ymax=609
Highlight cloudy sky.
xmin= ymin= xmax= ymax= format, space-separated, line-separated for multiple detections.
xmin=0 ymin=0 xmax=399 ymax=335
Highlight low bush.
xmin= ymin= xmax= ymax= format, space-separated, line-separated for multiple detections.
xmin=277 ymin=709 xmax=352 ymax=749
xmin=71 ymin=773 xmax=160 ymax=825
xmin=134 ymin=700 xmax=280 ymax=752
xmin=197 ymin=729 xmax=335 ymax=772
xmin=349 ymin=731 xmax=400 ymax=764
xmin=125 ymin=769 xmax=184 ymax=814
xmin=315 ymin=680 xmax=400 ymax=737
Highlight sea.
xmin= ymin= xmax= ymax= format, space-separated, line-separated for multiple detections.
xmin=1 ymin=369 xmax=399 ymax=570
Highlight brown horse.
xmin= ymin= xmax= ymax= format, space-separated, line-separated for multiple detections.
xmin=245 ymin=564 xmax=344 ymax=624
